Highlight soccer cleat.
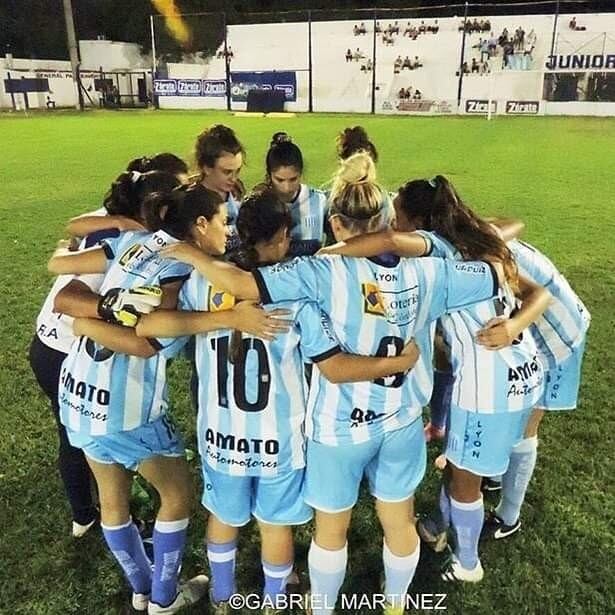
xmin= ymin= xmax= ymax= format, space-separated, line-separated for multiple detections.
xmin=71 ymin=516 xmax=98 ymax=538
xmin=481 ymin=477 xmax=502 ymax=493
xmin=132 ymin=592 xmax=150 ymax=612
xmin=147 ymin=574 xmax=209 ymax=614
xmin=440 ymin=553 xmax=484 ymax=583
xmin=481 ymin=511 xmax=521 ymax=541
xmin=416 ymin=516 xmax=448 ymax=553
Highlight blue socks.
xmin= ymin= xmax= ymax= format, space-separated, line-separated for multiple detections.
xmin=382 ymin=541 xmax=420 ymax=608
xmin=151 ymin=518 xmax=189 ymax=608
xmin=496 ymin=436 xmax=538 ymax=525
xmin=102 ymin=520 xmax=152 ymax=595
xmin=262 ymin=560 xmax=293 ymax=602
xmin=207 ymin=539 xmax=237 ymax=604
xmin=450 ymin=495 xmax=483 ymax=570
xmin=308 ymin=540 xmax=347 ymax=615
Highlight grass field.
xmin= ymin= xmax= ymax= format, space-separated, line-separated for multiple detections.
xmin=1 ymin=109 xmax=614 ymax=615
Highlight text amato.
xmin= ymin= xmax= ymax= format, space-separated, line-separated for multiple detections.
xmin=205 ymin=429 xmax=279 ymax=455
xmin=61 ymin=370 xmax=110 ymax=405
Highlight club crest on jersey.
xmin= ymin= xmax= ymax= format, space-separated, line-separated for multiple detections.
xmin=362 ymin=282 xmax=386 ymax=317
xmin=207 ymin=286 xmax=236 ymax=312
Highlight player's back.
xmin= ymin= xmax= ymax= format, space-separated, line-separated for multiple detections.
xmin=424 ymin=231 xmax=544 ymax=413
xmin=180 ymin=270 xmax=338 ymax=477
xmin=509 ymin=239 xmax=590 ymax=368
xmin=59 ymin=229 xmax=191 ymax=436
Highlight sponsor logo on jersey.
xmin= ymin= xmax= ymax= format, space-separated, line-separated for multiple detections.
xmin=362 ymin=282 xmax=386 ymax=316
xmin=465 ymin=99 xmax=497 ymax=114
xmin=207 ymin=287 xmax=236 ymax=312
xmin=506 ymin=100 xmax=539 ymax=114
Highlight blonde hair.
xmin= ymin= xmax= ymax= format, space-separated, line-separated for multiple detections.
xmin=328 ymin=151 xmax=391 ymax=234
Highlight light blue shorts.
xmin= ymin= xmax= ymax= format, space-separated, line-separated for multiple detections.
xmin=304 ymin=418 xmax=426 ymax=513
xmin=201 ymin=465 xmax=313 ymax=527
xmin=66 ymin=415 xmax=184 ymax=471
xmin=445 ymin=406 xmax=531 ymax=477
xmin=538 ymin=340 xmax=586 ymax=411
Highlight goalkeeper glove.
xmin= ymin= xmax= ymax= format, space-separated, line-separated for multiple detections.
xmin=97 ymin=285 xmax=163 ymax=327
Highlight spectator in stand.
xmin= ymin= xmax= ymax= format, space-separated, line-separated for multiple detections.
xmin=375 ymin=21 xmax=382 ymax=34
xmin=413 ymin=89 xmax=422 ymax=100
xmin=488 ymin=32 xmax=498 ymax=56
xmin=484 ymin=19 xmax=491 ymax=32
xmin=499 ymin=28 xmax=509 ymax=47
xmin=471 ymin=18 xmax=480 ymax=33
xmin=413 ymin=56 xmax=423 ymax=69
xmin=392 ymin=21 xmax=400 ymax=35
xmin=405 ymin=86 xmax=413 ymax=99
xmin=398 ymin=87 xmax=407 ymax=100
xmin=480 ymin=59 xmax=490 ymax=75
xmin=404 ymin=22 xmax=413 ymax=37
xmin=502 ymin=40 xmax=514 ymax=68
xmin=359 ymin=22 xmax=367 ymax=34
xmin=471 ymin=58 xmax=480 ymax=74
xmin=460 ymin=61 xmax=470 ymax=75
xmin=353 ymin=48 xmax=364 ymax=61
xmin=394 ymin=55 xmax=403 ymax=74
xmin=353 ymin=24 xmax=360 ymax=36
xmin=402 ymin=56 xmax=413 ymax=70
xmin=419 ymin=20 xmax=427 ymax=34
xmin=569 ymin=16 xmax=577 ymax=30
xmin=514 ymin=27 xmax=525 ymax=51
xmin=361 ymin=58 xmax=373 ymax=73
xmin=345 ymin=49 xmax=353 ymax=63
xmin=432 ymin=20 xmax=440 ymax=34
xmin=479 ymin=38 xmax=490 ymax=62
xmin=46 ymin=95 xmax=56 ymax=109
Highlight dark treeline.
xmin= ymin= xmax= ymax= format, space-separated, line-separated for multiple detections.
xmin=2 ymin=0 xmax=613 ymax=60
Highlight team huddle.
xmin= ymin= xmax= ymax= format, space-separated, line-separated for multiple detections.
xmin=31 ymin=124 xmax=590 ymax=614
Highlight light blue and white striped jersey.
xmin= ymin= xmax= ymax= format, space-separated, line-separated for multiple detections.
xmin=420 ymin=231 xmax=544 ymax=414
xmin=254 ymin=253 xmax=498 ymax=445
xmin=508 ymin=239 xmax=590 ymax=368
xmin=59 ymin=230 xmax=191 ymax=436
xmin=180 ymin=270 xmax=340 ymax=476
xmin=288 ymin=184 xmax=328 ymax=257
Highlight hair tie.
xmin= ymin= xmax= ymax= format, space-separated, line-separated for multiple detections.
xmin=428 ymin=178 xmax=437 ymax=188
xmin=130 ymin=171 xmax=143 ymax=184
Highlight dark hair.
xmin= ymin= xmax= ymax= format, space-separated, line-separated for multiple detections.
xmin=336 ymin=126 xmax=378 ymax=163
xmin=126 ymin=153 xmax=188 ymax=176
xmin=143 ymin=183 xmax=224 ymax=239
xmin=397 ymin=175 xmax=517 ymax=286
xmin=265 ymin=132 xmax=304 ymax=177
xmin=229 ymin=188 xmax=292 ymax=363
xmin=103 ymin=170 xmax=181 ymax=219
xmin=195 ymin=124 xmax=245 ymax=170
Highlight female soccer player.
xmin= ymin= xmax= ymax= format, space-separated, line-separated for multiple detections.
xmin=46 ymin=184 xmax=281 ymax=614
xmin=137 ymin=188 xmax=420 ymax=614
xmin=194 ymin=125 xmax=245 ymax=251
xmin=320 ymin=175 xmax=550 ymax=583
xmin=481 ymin=238 xmax=590 ymax=539
xmin=160 ymin=153 xmax=506 ymax=614
xmin=30 ymin=166 xmax=183 ymax=538
xmin=261 ymin=132 xmax=328 ymax=256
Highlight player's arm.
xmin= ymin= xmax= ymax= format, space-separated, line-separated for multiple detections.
xmin=485 ymin=217 xmax=525 ymax=242
xmin=54 ymin=279 xmax=102 ymax=318
xmin=476 ymin=274 xmax=551 ymax=350
xmin=48 ymin=244 xmax=107 ymax=275
xmin=317 ymin=340 xmax=420 ymax=383
xmin=136 ymin=301 xmax=292 ymax=341
xmin=317 ymin=229 xmax=430 ymax=258
xmin=73 ymin=318 xmax=157 ymax=358
xmin=160 ymin=243 xmax=259 ymax=300
xmin=66 ymin=214 xmax=145 ymax=238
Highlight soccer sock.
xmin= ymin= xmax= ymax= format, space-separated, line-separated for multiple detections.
xmin=102 ymin=520 xmax=152 ymax=595
xmin=429 ymin=370 xmax=454 ymax=431
xmin=308 ymin=540 xmax=347 ymax=615
xmin=496 ymin=436 xmax=538 ymax=526
xmin=207 ymin=539 xmax=238 ymax=604
xmin=438 ymin=485 xmax=451 ymax=532
xmin=450 ymin=495 xmax=483 ymax=570
xmin=262 ymin=559 xmax=294 ymax=603
xmin=382 ymin=540 xmax=420 ymax=608
xmin=150 ymin=518 xmax=189 ymax=608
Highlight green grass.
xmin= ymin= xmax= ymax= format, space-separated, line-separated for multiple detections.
xmin=1 ymin=109 xmax=614 ymax=614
